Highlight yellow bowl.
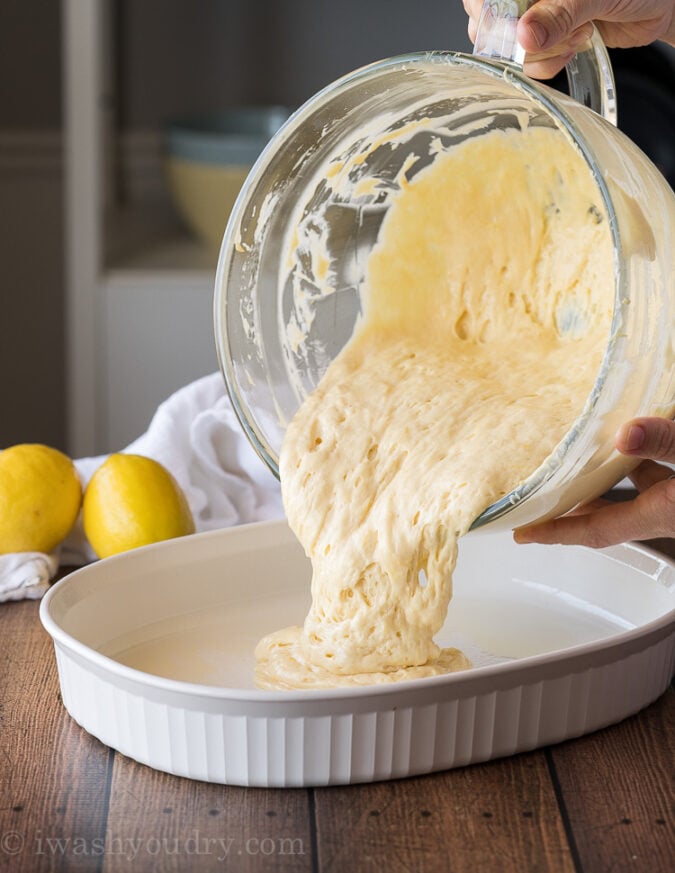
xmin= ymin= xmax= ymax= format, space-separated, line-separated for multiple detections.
xmin=165 ymin=108 xmax=291 ymax=253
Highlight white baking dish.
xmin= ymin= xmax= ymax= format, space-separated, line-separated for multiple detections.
xmin=40 ymin=520 xmax=675 ymax=787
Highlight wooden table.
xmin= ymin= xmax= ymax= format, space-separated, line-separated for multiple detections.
xmin=1 ymin=554 xmax=673 ymax=873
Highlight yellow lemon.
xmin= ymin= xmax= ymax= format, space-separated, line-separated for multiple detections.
xmin=83 ymin=453 xmax=195 ymax=558
xmin=0 ymin=443 xmax=82 ymax=554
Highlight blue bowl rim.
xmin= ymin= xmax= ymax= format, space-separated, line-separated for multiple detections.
xmin=166 ymin=106 xmax=293 ymax=165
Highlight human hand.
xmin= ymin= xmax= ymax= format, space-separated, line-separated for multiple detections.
xmin=463 ymin=0 xmax=675 ymax=79
xmin=514 ymin=417 xmax=675 ymax=547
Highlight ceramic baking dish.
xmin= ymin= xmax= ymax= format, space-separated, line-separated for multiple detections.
xmin=40 ymin=520 xmax=675 ymax=787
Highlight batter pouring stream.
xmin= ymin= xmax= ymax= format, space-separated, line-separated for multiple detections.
xmin=255 ymin=125 xmax=614 ymax=689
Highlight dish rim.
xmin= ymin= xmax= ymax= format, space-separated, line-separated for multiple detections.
xmin=39 ymin=523 xmax=675 ymax=707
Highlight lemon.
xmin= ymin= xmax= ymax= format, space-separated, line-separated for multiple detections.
xmin=0 ymin=443 xmax=82 ymax=554
xmin=83 ymin=454 xmax=195 ymax=558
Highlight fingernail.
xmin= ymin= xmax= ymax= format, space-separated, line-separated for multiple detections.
xmin=624 ymin=424 xmax=645 ymax=452
xmin=513 ymin=528 xmax=533 ymax=544
xmin=527 ymin=21 xmax=549 ymax=49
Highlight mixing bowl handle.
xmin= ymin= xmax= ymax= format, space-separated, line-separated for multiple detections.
xmin=473 ymin=0 xmax=617 ymax=125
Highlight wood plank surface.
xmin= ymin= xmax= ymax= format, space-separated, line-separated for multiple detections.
xmin=313 ymin=752 xmax=575 ymax=873
xmin=550 ymin=688 xmax=675 ymax=873
xmin=0 ymin=600 xmax=113 ymax=873
xmin=2 ymin=581 xmax=674 ymax=873
xmin=102 ymin=757 xmax=313 ymax=873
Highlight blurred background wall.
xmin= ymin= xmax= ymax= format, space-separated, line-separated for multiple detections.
xmin=0 ymin=1 xmax=65 ymax=450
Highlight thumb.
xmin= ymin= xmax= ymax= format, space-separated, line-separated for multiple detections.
xmin=517 ymin=0 xmax=610 ymax=51
xmin=616 ymin=417 xmax=675 ymax=464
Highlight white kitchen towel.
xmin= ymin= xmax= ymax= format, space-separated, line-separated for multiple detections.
xmin=0 ymin=372 xmax=284 ymax=602
xmin=0 ymin=551 xmax=60 ymax=601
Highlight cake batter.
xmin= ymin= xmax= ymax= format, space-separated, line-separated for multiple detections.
xmin=256 ymin=125 xmax=614 ymax=689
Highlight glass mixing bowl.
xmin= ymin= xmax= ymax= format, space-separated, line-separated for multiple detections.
xmin=214 ymin=37 xmax=674 ymax=531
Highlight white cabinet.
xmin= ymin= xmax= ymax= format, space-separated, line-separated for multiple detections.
xmin=102 ymin=268 xmax=217 ymax=453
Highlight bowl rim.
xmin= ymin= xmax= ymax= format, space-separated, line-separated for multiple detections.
xmin=166 ymin=106 xmax=293 ymax=164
